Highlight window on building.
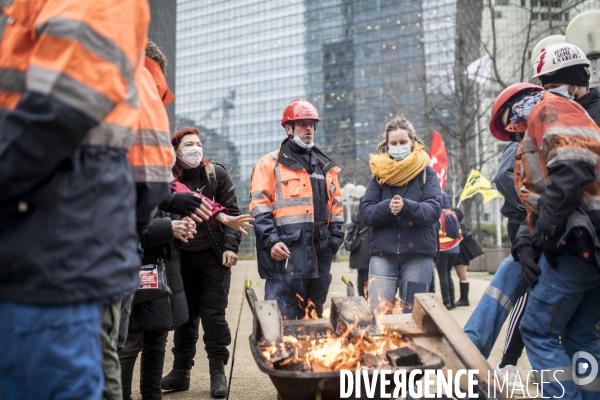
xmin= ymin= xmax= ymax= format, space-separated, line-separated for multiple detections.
xmin=495 ymin=11 xmax=502 ymax=18
xmin=496 ymin=0 xmax=509 ymax=5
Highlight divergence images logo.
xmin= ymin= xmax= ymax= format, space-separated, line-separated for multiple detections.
xmin=572 ymin=351 xmax=598 ymax=386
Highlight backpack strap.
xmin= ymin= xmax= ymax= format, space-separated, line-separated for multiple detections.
xmin=204 ymin=163 xmax=218 ymax=201
xmin=419 ymin=168 xmax=426 ymax=198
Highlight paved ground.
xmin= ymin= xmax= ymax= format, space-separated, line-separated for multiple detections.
xmin=130 ymin=260 xmax=535 ymax=400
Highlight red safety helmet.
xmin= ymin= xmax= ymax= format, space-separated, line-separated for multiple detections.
xmin=281 ymin=99 xmax=321 ymax=127
xmin=490 ymin=83 xmax=543 ymax=141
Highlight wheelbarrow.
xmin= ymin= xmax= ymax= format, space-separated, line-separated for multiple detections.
xmin=244 ymin=280 xmax=508 ymax=400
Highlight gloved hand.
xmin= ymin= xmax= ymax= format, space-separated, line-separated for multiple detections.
xmin=518 ymin=245 xmax=541 ymax=287
xmin=535 ymin=222 xmax=564 ymax=269
xmin=168 ymin=193 xmax=202 ymax=216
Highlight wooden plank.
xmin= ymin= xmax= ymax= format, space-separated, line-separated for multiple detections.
xmin=380 ymin=313 xmax=441 ymax=337
xmin=330 ymin=296 xmax=376 ymax=335
xmin=413 ymin=293 xmax=510 ymax=400
xmin=253 ymin=300 xmax=283 ymax=345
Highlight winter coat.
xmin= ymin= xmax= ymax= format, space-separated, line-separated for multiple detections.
xmin=249 ymin=139 xmax=344 ymax=279
xmin=577 ymin=86 xmax=600 ymax=127
xmin=493 ymin=142 xmax=527 ymax=225
xmin=178 ymin=163 xmax=242 ymax=257
xmin=360 ymin=166 xmax=442 ymax=259
xmin=129 ymin=212 xmax=188 ymax=333
xmin=349 ymin=212 xmax=372 ymax=270
xmin=455 ymin=221 xmax=472 ymax=266
xmin=0 ymin=0 xmax=149 ymax=304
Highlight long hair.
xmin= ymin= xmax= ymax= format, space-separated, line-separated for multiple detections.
xmin=375 ymin=116 xmax=424 ymax=154
xmin=171 ymin=127 xmax=210 ymax=180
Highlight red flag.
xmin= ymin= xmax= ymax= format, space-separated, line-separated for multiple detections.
xmin=428 ymin=131 xmax=448 ymax=190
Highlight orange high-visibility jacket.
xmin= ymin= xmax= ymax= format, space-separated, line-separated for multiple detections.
xmin=126 ymin=56 xmax=174 ymax=232
xmin=438 ymin=209 xmax=463 ymax=251
xmin=127 ymin=56 xmax=174 ymax=185
xmin=249 ymin=143 xmax=344 ymax=279
xmin=0 ymin=0 xmax=150 ymax=305
xmin=514 ymin=91 xmax=600 ymax=235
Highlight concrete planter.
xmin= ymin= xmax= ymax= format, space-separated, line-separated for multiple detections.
xmin=466 ymin=248 xmax=511 ymax=274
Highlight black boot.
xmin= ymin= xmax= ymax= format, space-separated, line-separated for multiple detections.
xmin=209 ymin=358 xmax=228 ymax=398
xmin=140 ymin=345 xmax=166 ymax=400
xmin=161 ymin=368 xmax=190 ymax=391
xmin=456 ymin=282 xmax=470 ymax=307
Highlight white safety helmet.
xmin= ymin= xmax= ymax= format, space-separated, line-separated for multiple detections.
xmin=530 ymin=35 xmax=566 ymax=67
xmin=531 ymin=43 xmax=590 ymax=80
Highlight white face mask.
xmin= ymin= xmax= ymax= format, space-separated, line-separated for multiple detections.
xmin=388 ymin=143 xmax=412 ymax=160
xmin=292 ymin=134 xmax=315 ymax=149
xmin=178 ymin=146 xmax=203 ymax=167
xmin=548 ymin=85 xmax=574 ymax=100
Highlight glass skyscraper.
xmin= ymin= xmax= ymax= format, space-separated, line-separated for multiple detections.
xmin=176 ymin=0 xmax=461 ymax=252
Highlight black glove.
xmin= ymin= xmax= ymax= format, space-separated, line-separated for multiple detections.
xmin=518 ymin=245 xmax=541 ymax=287
xmin=536 ymin=222 xmax=564 ymax=269
xmin=168 ymin=193 xmax=202 ymax=216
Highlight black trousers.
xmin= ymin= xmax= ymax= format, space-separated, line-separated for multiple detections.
xmin=501 ymin=292 xmax=528 ymax=366
xmin=119 ymin=330 xmax=168 ymax=400
xmin=356 ymin=269 xmax=369 ymax=297
xmin=265 ymin=248 xmax=335 ymax=320
xmin=436 ymin=252 xmax=458 ymax=306
xmin=172 ymin=248 xmax=232 ymax=369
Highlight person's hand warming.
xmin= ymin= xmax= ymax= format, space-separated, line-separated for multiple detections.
xmin=389 ymin=195 xmax=404 ymax=215
xmin=168 ymin=193 xmax=202 ymax=216
xmin=172 ymin=218 xmax=196 ymax=243
xmin=189 ymin=195 xmax=213 ymax=223
xmin=215 ymin=213 xmax=255 ymax=235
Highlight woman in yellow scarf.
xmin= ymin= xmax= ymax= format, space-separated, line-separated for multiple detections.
xmin=359 ymin=116 xmax=443 ymax=313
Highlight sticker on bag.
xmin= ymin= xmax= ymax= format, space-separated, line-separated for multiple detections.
xmin=139 ymin=265 xmax=159 ymax=289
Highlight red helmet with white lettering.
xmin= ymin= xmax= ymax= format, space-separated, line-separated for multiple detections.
xmin=281 ymin=99 xmax=321 ymax=127
xmin=490 ymin=82 xmax=543 ymax=141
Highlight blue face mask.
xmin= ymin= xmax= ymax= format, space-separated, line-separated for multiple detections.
xmin=548 ymin=85 xmax=574 ymax=100
xmin=388 ymin=143 xmax=412 ymax=160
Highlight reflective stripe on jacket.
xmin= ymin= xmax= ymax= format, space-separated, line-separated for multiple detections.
xmin=0 ymin=0 xmax=149 ymax=304
xmin=514 ymin=92 xmax=600 ymax=234
xmin=438 ymin=209 xmax=463 ymax=251
xmin=249 ymin=139 xmax=343 ymax=279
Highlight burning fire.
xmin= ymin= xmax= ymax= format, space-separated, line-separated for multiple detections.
xmin=259 ymin=306 xmax=409 ymax=372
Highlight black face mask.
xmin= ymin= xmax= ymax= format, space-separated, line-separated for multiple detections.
xmin=508 ymin=131 xmax=525 ymax=142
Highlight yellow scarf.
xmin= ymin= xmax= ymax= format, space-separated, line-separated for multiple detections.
xmin=369 ymin=142 xmax=430 ymax=187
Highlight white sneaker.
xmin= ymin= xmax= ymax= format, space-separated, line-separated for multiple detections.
xmin=495 ymin=364 xmax=524 ymax=392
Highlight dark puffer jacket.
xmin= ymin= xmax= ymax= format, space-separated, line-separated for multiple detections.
xmin=178 ymin=163 xmax=242 ymax=257
xmin=577 ymin=86 xmax=600 ymax=127
xmin=360 ymin=166 xmax=442 ymax=258
xmin=128 ymin=212 xmax=188 ymax=333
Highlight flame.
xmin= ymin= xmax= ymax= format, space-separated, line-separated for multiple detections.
xmin=259 ymin=312 xmax=408 ymax=372
xmin=322 ymin=308 xmax=331 ymax=319
xmin=296 ymin=294 xmax=319 ymax=320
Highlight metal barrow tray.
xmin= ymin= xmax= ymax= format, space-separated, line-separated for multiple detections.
xmin=249 ymin=334 xmax=445 ymax=400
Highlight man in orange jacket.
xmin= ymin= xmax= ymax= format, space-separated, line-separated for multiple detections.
xmin=491 ymin=75 xmax=600 ymax=399
xmin=249 ymin=99 xmax=344 ymax=320
xmin=0 ymin=1 xmax=150 ymax=398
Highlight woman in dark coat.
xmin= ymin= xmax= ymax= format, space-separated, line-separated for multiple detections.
xmin=360 ymin=116 xmax=442 ymax=313
xmin=119 ymin=210 xmax=195 ymax=400
xmin=452 ymin=207 xmax=472 ymax=307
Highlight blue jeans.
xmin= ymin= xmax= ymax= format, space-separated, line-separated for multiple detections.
xmin=520 ymin=254 xmax=600 ymax=400
xmin=463 ymin=255 xmax=528 ymax=358
xmin=368 ymin=254 xmax=434 ymax=313
xmin=0 ymin=300 xmax=104 ymax=400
